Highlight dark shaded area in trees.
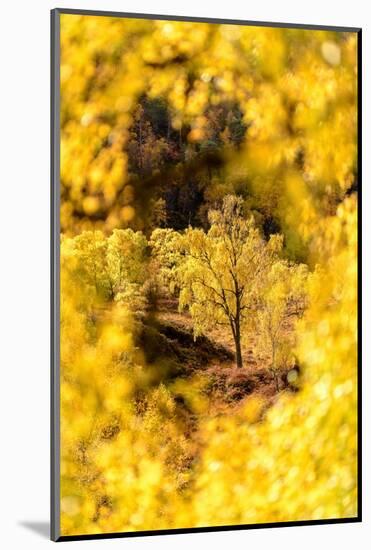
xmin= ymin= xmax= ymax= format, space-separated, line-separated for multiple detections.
xmin=262 ymin=216 xmax=281 ymax=239
xmin=126 ymin=96 xmax=248 ymax=232
xmin=164 ymin=181 xmax=205 ymax=230
xmin=139 ymin=318 xmax=234 ymax=382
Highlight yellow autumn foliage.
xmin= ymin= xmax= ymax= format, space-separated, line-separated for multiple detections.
xmin=58 ymin=11 xmax=358 ymax=537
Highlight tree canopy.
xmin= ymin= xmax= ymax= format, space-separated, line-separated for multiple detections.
xmin=59 ymin=13 xmax=358 ymax=537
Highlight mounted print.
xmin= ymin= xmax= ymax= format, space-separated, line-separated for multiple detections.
xmin=51 ymin=8 xmax=361 ymax=541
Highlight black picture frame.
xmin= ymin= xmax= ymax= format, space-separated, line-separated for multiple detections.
xmin=51 ymin=7 xmax=362 ymax=542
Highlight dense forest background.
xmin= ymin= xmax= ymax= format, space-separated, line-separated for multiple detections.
xmin=59 ymin=14 xmax=358 ymax=536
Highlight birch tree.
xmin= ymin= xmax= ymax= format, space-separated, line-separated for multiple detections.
xmin=177 ymin=195 xmax=282 ymax=368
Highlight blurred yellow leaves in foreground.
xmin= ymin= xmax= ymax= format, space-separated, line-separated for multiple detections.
xmin=59 ymin=13 xmax=358 ymax=536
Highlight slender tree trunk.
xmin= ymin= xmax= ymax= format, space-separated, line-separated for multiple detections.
xmin=234 ymin=290 xmax=244 ymax=368
xmin=233 ymin=320 xmax=243 ymax=369
xmin=235 ymin=336 xmax=243 ymax=368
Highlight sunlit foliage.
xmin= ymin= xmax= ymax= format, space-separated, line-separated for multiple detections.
xmin=254 ymin=260 xmax=309 ymax=388
xmin=149 ymin=227 xmax=184 ymax=293
xmin=176 ymin=195 xmax=282 ymax=368
xmin=59 ymin=12 xmax=358 ymax=537
xmin=183 ymin=197 xmax=357 ymax=527
xmin=60 ymin=14 xmax=357 ymax=237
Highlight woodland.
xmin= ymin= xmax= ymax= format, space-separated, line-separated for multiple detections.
xmin=59 ymin=14 xmax=358 ymax=536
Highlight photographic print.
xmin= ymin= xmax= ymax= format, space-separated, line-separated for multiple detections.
xmin=51 ymin=9 xmax=360 ymax=541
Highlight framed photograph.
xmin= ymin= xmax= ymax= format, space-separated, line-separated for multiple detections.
xmin=51 ymin=8 xmax=361 ymax=542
